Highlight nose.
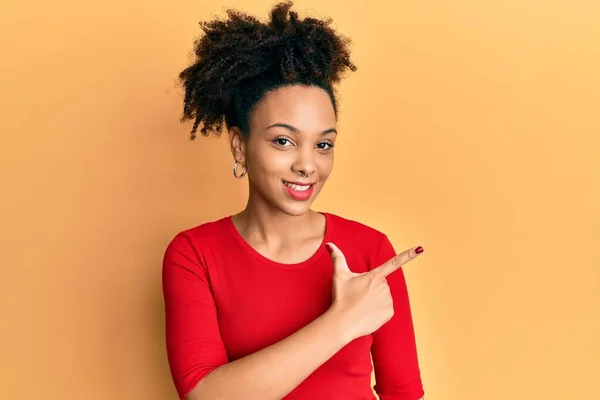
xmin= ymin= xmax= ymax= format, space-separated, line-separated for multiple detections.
xmin=291 ymin=146 xmax=317 ymax=178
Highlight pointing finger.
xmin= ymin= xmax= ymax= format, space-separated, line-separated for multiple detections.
xmin=376 ymin=246 xmax=424 ymax=277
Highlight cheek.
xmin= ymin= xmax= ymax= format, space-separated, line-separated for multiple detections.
xmin=262 ymin=154 xmax=290 ymax=175
xmin=317 ymin=155 xmax=334 ymax=177
xmin=249 ymin=149 xmax=288 ymax=176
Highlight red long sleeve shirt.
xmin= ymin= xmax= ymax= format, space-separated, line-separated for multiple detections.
xmin=162 ymin=212 xmax=424 ymax=399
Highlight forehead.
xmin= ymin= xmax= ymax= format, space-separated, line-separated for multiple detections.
xmin=250 ymin=85 xmax=336 ymax=132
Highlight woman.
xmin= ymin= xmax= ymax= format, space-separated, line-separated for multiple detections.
xmin=162 ymin=2 xmax=425 ymax=399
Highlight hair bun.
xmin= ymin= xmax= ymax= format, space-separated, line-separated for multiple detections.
xmin=179 ymin=1 xmax=356 ymax=140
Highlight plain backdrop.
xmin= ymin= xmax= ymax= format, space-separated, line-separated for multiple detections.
xmin=1 ymin=0 xmax=599 ymax=399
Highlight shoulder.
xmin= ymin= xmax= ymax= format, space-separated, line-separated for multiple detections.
xmin=163 ymin=216 xmax=230 ymax=258
xmin=327 ymin=212 xmax=388 ymax=244
xmin=326 ymin=212 xmax=392 ymax=272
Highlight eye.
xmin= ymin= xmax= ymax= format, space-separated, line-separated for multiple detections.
xmin=317 ymin=141 xmax=334 ymax=150
xmin=273 ymin=137 xmax=294 ymax=147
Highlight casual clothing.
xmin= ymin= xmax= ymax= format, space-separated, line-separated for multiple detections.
xmin=162 ymin=212 xmax=424 ymax=399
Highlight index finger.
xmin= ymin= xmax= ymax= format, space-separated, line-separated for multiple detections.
xmin=375 ymin=246 xmax=424 ymax=277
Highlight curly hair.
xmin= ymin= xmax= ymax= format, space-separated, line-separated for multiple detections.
xmin=178 ymin=1 xmax=357 ymax=140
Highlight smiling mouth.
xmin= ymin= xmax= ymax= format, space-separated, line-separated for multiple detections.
xmin=282 ymin=180 xmax=315 ymax=192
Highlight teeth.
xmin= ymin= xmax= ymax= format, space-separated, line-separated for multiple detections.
xmin=284 ymin=181 xmax=311 ymax=191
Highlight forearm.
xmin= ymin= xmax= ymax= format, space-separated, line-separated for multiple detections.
xmin=188 ymin=309 xmax=349 ymax=400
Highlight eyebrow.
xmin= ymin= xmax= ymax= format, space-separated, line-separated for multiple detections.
xmin=266 ymin=123 xmax=337 ymax=135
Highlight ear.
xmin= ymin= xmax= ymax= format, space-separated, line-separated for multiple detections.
xmin=229 ymin=126 xmax=247 ymax=163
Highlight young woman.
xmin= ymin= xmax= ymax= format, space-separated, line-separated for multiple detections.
xmin=162 ymin=2 xmax=425 ymax=399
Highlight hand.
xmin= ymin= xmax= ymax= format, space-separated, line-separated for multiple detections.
xmin=326 ymin=242 xmax=423 ymax=342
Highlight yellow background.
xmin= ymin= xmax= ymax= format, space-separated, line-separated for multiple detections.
xmin=1 ymin=0 xmax=599 ymax=399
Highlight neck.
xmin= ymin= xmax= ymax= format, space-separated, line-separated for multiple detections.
xmin=234 ymin=187 xmax=318 ymax=247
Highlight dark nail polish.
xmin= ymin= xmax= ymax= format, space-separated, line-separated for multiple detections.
xmin=415 ymin=246 xmax=424 ymax=254
xmin=325 ymin=243 xmax=333 ymax=253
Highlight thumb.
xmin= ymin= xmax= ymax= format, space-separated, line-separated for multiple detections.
xmin=325 ymin=242 xmax=351 ymax=275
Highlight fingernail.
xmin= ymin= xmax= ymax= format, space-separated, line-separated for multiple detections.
xmin=325 ymin=243 xmax=333 ymax=253
xmin=415 ymin=246 xmax=424 ymax=254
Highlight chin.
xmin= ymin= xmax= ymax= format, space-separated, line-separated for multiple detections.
xmin=274 ymin=193 xmax=319 ymax=217
xmin=253 ymin=180 xmax=325 ymax=216
xmin=280 ymin=202 xmax=314 ymax=216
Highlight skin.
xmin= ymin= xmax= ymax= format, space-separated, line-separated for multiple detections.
xmin=229 ymin=84 xmax=337 ymax=264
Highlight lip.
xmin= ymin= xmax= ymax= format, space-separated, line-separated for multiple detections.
xmin=282 ymin=180 xmax=316 ymax=186
xmin=282 ymin=179 xmax=316 ymax=201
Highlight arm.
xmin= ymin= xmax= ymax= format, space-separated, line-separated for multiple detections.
xmin=370 ymin=234 xmax=425 ymax=400
xmin=162 ymin=233 xmax=351 ymax=400
xmin=190 ymin=309 xmax=347 ymax=400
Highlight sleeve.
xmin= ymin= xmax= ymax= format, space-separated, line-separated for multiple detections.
xmin=162 ymin=232 xmax=229 ymax=399
xmin=370 ymin=234 xmax=425 ymax=400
